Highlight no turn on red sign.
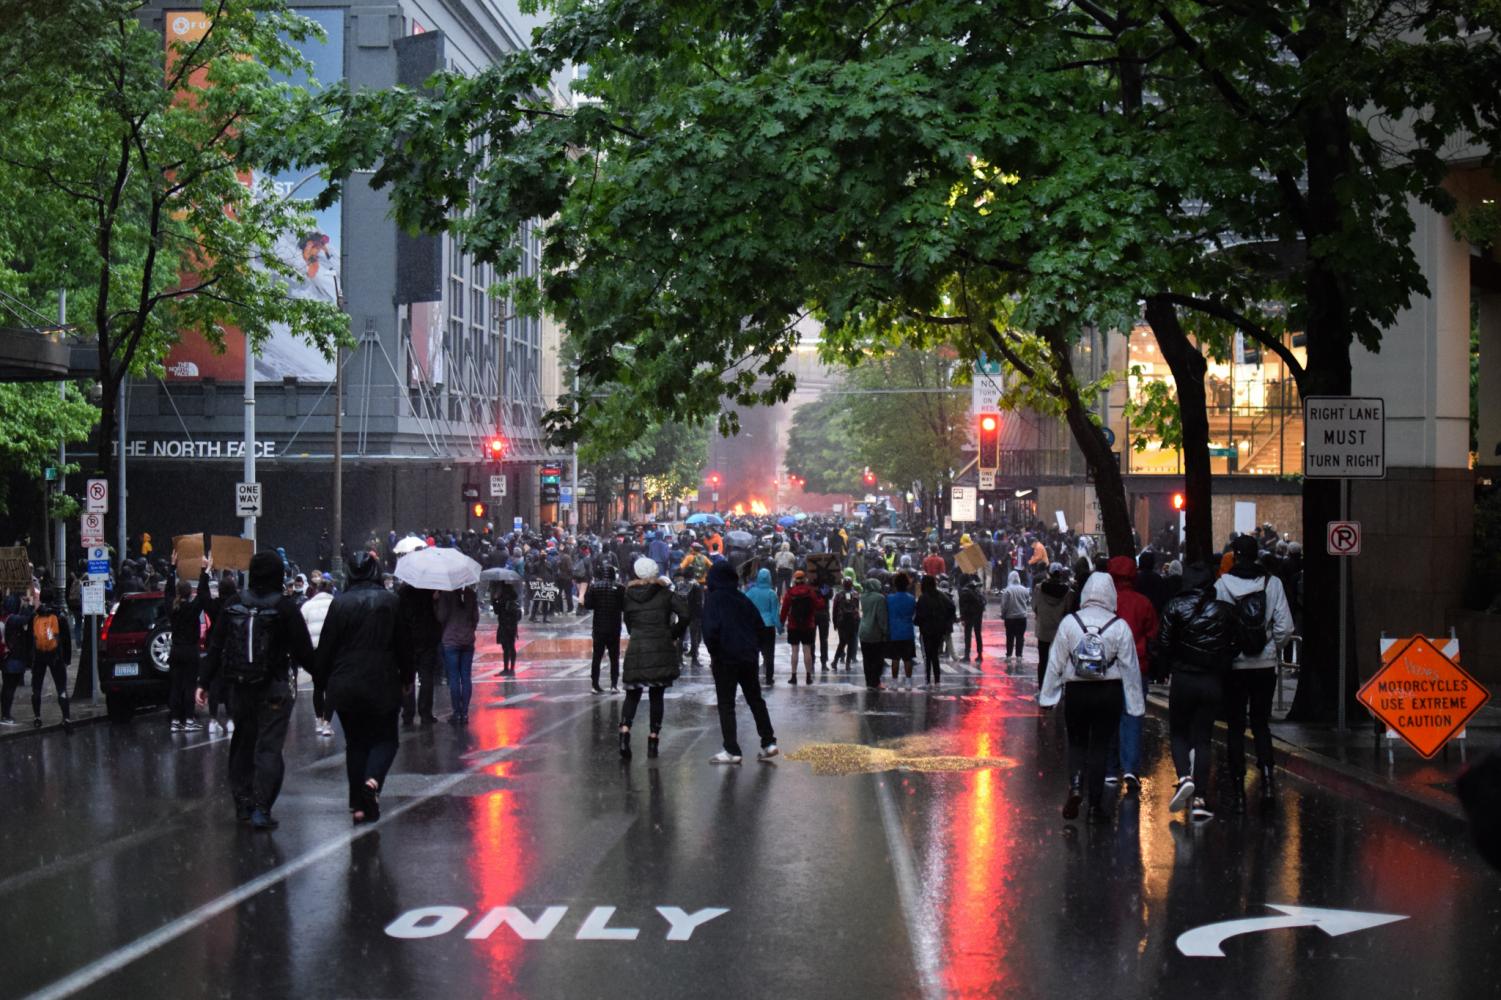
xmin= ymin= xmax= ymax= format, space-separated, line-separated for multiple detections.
xmin=1326 ymin=520 xmax=1360 ymax=556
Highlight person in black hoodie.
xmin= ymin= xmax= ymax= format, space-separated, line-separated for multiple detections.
xmin=315 ymin=551 xmax=414 ymax=824
xmin=29 ymin=588 xmax=73 ymax=731
xmin=161 ymin=553 xmax=213 ymax=732
xmin=583 ymin=564 xmax=625 ymax=692
xmin=197 ymin=551 xmax=316 ymax=830
xmin=958 ymin=574 xmax=986 ymax=662
xmin=1159 ymin=561 xmax=1238 ymax=822
xmin=493 ymin=585 xmax=522 ymax=677
xmin=700 ymin=560 xmax=778 ymax=764
xmin=914 ymin=575 xmax=956 ymax=685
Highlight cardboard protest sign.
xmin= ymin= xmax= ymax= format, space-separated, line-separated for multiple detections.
xmin=956 ymin=543 xmax=987 ymax=575
xmin=173 ymin=534 xmax=206 ymax=578
xmin=210 ymin=535 xmax=254 ymax=572
xmin=0 ymin=547 xmax=31 ymax=592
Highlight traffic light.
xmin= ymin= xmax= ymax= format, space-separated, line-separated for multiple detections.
xmin=863 ymin=468 xmax=876 ymax=486
xmin=977 ymin=413 xmax=1000 ymax=471
xmin=471 ymin=501 xmax=488 ymax=519
xmin=1171 ymin=492 xmax=1185 ymax=511
xmin=707 ymin=472 xmax=721 ymax=488
xmin=485 ymin=436 xmax=507 ymax=462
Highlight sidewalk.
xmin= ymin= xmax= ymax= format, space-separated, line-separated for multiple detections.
xmin=0 ymin=666 xmax=107 ymax=741
xmin=1144 ymin=670 xmax=1495 ymax=834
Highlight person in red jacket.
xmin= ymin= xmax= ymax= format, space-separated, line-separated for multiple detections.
xmin=779 ymin=570 xmax=825 ymax=685
xmin=1105 ymin=555 xmax=1160 ymax=789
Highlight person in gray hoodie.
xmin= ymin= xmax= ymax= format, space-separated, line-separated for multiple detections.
xmin=1213 ymin=534 xmax=1293 ymax=812
xmin=1039 ymin=572 xmax=1143 ymax=824
xmin=998 ymin=570 xmax=1032 ymax=662
xmin=1031 ymin=563 xmax=1072 ymax=686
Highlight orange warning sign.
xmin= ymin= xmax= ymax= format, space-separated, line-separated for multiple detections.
xmin=1357 ymin=636 xmax=1490 ymax=758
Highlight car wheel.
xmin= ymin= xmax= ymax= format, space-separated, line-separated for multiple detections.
xmin=148 ymin=624 xmax=173 ymax=673
xmin=105 ymin=693 xmax=134 ymax=723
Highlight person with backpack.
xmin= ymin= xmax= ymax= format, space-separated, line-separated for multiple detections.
xmin=584 ymin=564 xmax=625 ymax=692
xmin=857 ymin=575 xmax=889 ymax=689
xmin=1104 ymin=555 xmax=1160 ymax=791
xmin=998 ymin=570 xmax=1032 ymax=662
xmin=494 ymin=585 xmax=523 ymax=677
xmin=314 ymin=551 xmax=415 ymax=824
xmin=745 ymin=567 xmax=781 ymax=686
xmin=830 ymin=572 xmax=862 ymax=670
xmin=1158 ymin=561 xmax=1238 ymax=822
xmin=674 ymin=567 xmax=705 ymax=668
xmin=701 ymin=560 xmax=778 ymax=764
xmin=196 ymin=551 xmax=316 ymax=830
xmin=1038 ymin=572 xmax=1144 ymax=824
xmin=779 ymin=569 xmax=824 ymax=685
xmin=29 ymin=588 xmax=73 ymax=732
xmin=1 ymin=595 xmax=29 ymax=725
xmin=1032 ymin=564 xmax=1072 ymax=686
xmin=885 ymin=572 xmax=918 ymax=686
xmin=1214 ymin=534 xmax=1294 ymax=812
xmin=958 ymin=574 xmax=986 ymax=662
xmin=914 ymin=575 xmax=956 ymax=686
xmin=161 ymin=554 xmax=213 ymax=732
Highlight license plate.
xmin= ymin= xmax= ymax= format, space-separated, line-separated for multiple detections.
xmin=114 ymin=663 xmax=139 ymax=678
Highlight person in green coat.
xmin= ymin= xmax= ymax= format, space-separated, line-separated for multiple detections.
xmin=619 ymin=557 xmax=688 ymax=760
xmin=857 ymin=576 xmax=889 ymax=689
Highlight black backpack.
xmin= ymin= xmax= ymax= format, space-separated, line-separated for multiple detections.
xmin=219 ymin=602 xmax=279 ymax=685
xmin=1232 ymin=579 xmax=1269 ymax=657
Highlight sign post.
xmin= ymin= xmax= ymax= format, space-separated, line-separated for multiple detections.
xmin=1304 ymin=396 xmax=1385 ymax=731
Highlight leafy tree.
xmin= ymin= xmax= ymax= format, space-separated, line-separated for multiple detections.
xmin=0 ymin=0 xmax=347 ymax=551
xmin=0 ymin=384 xmax=96 ymax=519
xmin=578 ymin=409 xmax=708 ymax=527
xmin=784 ymin=393 xmax=865 ymax=496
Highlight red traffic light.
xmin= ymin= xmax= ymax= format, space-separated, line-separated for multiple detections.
xmin=486 ymin=436 xmax=507 ymax=461
xmin=863 ymin=468 xmax=876 ymax=485
xmin=708 ymin=472 xmax=721 ymax=487
xmin=980 ymin=414 xmax=997 ymax=432
xmin=1171 ymin=492 xmax=1185 ymax=511
xmin=977 ymin=413 xmax=1001 ymax=471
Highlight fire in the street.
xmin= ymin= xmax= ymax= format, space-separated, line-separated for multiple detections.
xmin=748 ymin=498 xmax=769 ymax=516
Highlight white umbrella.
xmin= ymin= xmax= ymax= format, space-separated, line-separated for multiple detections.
xmin=393 ymin=546 xmax=481 ymax=591
xmin=393 ymin=536 xmax=427 ymax=556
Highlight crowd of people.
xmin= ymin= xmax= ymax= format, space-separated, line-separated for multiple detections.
xmin=0 ymin=510 xmax=1299 ymax=831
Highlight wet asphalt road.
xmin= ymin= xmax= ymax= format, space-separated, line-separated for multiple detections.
xmin=2 ymin=618 xmax=1498 ymax=1000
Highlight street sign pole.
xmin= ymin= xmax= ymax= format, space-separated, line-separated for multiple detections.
xmin=243 ymin=330 xmax=256 ymax=545
xmin=1339 ymin=478 xmax=1349 ymax=732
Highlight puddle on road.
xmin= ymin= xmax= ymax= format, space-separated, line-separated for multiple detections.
xmin=787 ymin=734 xmax=1018 ymax=776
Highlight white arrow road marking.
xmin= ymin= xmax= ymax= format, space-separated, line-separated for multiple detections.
xmin=1177 ymin=905 xmax=1408 ymax=958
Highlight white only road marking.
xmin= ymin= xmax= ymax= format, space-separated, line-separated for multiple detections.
xmin=1176 ymin=905 xmax=1408 ymax=957
xmin=21 ymin=702 xmax=601 ymax=1000
xmin=872 ymin=777 xmax=944 ymax=1000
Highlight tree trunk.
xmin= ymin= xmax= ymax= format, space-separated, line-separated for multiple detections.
xmin=1145 ymin=296 xmax=1214 ymax=563
xmin=1041 ymin=327 xmax=1134 ymax=556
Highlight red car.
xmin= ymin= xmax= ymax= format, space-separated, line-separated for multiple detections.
xmin=99 ymin=587 xmax=211 ymax=723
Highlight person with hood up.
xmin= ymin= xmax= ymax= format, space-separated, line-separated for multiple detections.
xmin=857 ymin=576 xmax=889 ymax=689
xmin=779 ymin=569 xmax=825 ymax=685
xmin=1104 ymin=555 xmax=1160 ymax=790
xmin=315 ymin=551 xmax=415 ymax=823
xmin=958 ymin=574 xmax=986 ymax=662
xmin=997 ymin=570 xmax=1031 ymax=663
xmin=886 ymin=572 xmax=918 ymax=686
xmin=1214 ymin=534 xmax=1294 ymax=812
xmin=745 ymin=567 xmax=781 ymax=686
xmin=197 ymin=551 xmax=316 ymax=830
xmin=435 ymin=585 xmax=481 ymax=725
xmin=618 ymin=557 xmax=688 ymax=759
xmin=830 ymin=570 xmax=862 ymax=670
xmin=914 ymin=575 xmax=956 ymax=686
xmin=1038 ymin=572 xmax=1144 ymax=824
xmin=1158 ymin=561 xmax=1239 ymax=821
xmin=584 ymin=563 xmax=626 ymax=692
xmin=28 ymin=587 xmax=74 ymax=732
xmin=1031 ymin=564 xmax=1072 ymax=686
xmin=701 ymin=561 xmax=778 ymax=764
xmin=494 ymin=584 xmax=522 ymax=677
xmin=773 ymin=542 xmax=796 ymax=597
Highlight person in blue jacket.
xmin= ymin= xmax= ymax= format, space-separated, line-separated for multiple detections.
xmin=745 ymin=568 xmax=781 ymax=686
xmin=700 ymin=561 xmax=777 ymax=764
xmin=886 ymin=572 xmax=917 ymax=687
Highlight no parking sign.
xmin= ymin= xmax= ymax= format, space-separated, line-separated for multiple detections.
xmin=1326 ymin=520 xmax=1360 ymax=556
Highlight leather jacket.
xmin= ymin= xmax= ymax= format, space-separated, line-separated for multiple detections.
xmin=1156 ymin=585 xmax=1238 ymax=675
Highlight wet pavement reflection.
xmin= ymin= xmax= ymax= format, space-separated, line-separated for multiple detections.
xmin=2 ymin=640 xmax=1497 ymax=999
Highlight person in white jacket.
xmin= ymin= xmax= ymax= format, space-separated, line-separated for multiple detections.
xmin=1214 ymin=535 xmax=1294 ymax=811
xmin=1039 ymin=572 xmax=1143 ymax=824
xmin=300 ymin=581 xmax=336 ymax=737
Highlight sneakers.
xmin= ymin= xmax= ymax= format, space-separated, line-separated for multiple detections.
xmin=1103 ymin=775 xmax=1121 ymax=787
xmin=757 ymin=744 xmax=780 ymax=761
xmin=1191 ymin=797 xmax=1214 ymax=822
xmin=170 ymin=720 xmax=185 ymax=732
xmin=316 ymin=719 xmax=334 ymax=737
xmin=1169 ymin=777 xmax=1195 ymax=812
xmin=249 ymin=808 xmax=279 ymax=831
xmin=0 ymin=717 xmax=16 ymax=726
xmin=709 ymin=750 xmax=743 ymax=765
xmin=1122 ymin=772 xmax=1139 ymax=792
xmin=183 ymin=720 xmax=203 ymax=732
xmin=226 ymin=720 xmax=235 ymax=734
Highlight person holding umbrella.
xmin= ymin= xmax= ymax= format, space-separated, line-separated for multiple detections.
xmin=397 ymin=546 xmax=484 ymax=725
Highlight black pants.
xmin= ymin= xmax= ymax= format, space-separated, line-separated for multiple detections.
xmin=591 ymin=634 xmax=621 ymax=688
xmin=1004 ymin=617 xmax=1027 ymax=657
xmin=711 ymin=659 xmax=775 ymax=757
xmin=1036 ymin=640 xmax=1051 ymax=686
xmin=401 ymin=647 xmax=439 ymax=721
xmin=500 ymin=636 xmax=518 ymax=673
xmin=1 ymin=667 xmax=23 ymax=718
xmin=816 ymin=618 xmax=829 ymax=664
xmin=30 ymin=654 xmax=68 ymax=721
xmin=168 ymin=646 xmax=199 ymax=723
xmin=621 ymin=686 xmax=665 ymax=733
xmin=227 ymin=680 xmax=294 ymax=813
xmin=759 ymin=626 xmax=777 ymax=683
xmin=684 ymin=620 xmax=702 ymax=662
xmin=833 ymin=622 xmax=858 ymax=665
xmin=338 ymin=708 xmax=400 ymax=809
xmin=962 ymin=619 xmax=983 ymax=659
xmin=1170 ymin=670 xmax=1222 ymax=791
xmin=860 ymin=642 xmax=885 ymax=688
xmin=920 ymin=629 xmax=945 ymax=683
xmin=206 ymin=673 xmax=230 ymax=722
xmin=1224 ymin=668 xmax=1276 ymax=780
xmin=775 ymin=568 xmax=792 ymax=596
xmin=1063 ymin=680 xmax=1124 ymax=808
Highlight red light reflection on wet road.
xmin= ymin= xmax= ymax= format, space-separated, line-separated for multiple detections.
xmin=470 ymin=695 xmax=531 ymax=995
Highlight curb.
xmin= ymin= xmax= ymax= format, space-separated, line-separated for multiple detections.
xmin=0 ymin=710 xmax=108 ymax=743
xmin=1144 ymin=692 xmax=1467 ymax=835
